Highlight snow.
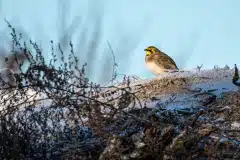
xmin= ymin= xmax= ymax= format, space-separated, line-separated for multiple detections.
xmin=0 ymin=67 xmax=238 ymax=131
xmin=231 ymin=121 xmax=240 ymax=130
xmin=112 ymin=68 xmax=238 ymax=111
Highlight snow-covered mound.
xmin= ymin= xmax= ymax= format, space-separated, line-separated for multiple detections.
xmin=0 ymin=67 xmax=237 ymax=117
xmin=96 ymin=68 xmax=238 ymax=111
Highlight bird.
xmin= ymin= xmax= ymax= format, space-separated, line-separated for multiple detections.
xmin=0 ymin=49 xmax=28 ymax=88
xmin=0 ymin=68 xmax=16 ymax=88
xmin=144 ymin=46 xmax=178 ymax=75
xmin=3 ymin=51 xmax=28 ymax=73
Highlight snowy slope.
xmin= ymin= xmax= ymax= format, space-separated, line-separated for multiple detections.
xmin=0 ymin=67 xmax=237 ymax=113
xmin=98 ymin=68 xmax=238 ymax=112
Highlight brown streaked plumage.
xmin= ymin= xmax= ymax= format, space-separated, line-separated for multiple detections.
xmin=145 ymin=46 xmax=178 ymax=75
xmin=3 ymin=52 xmax=28 ymax=73
xmin=0 ymin=68 xmax=16 ymax=88
xmin=0 ymin=50 xmax=28 ymax=87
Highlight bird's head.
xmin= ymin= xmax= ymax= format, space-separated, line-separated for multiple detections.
xmin=144 ymin=46 xmax=160 ymax=56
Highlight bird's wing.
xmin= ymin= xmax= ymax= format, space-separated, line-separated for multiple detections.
xmin=155 ymin=53 xmax=178 ymax=70
xmin=0 ymin=68 xmax=16 ymax=87
xmin=4 ymin=52 xmax=28 ymax=72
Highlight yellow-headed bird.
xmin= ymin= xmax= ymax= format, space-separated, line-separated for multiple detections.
xmin=145 ymin=46 xmax=178 ymax=75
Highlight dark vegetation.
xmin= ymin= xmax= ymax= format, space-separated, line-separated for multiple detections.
xmin=0 ymin=20 xmax=146 ymax=159
xmin=0 ymin=20 xmax=240 ymax=160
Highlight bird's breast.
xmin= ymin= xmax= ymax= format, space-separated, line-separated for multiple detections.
xmin=145 ymin=61 xmax=165 ymax=75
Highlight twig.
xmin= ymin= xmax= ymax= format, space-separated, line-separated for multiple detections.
xmin=196 ymin=64 xmax=203 ymax=71
xmin=107 ymin=40 xmax=118 ymax=85
xmin=232 ymin=64 xmax=240 ymax=87
xmin=190 ymin=110 xmax=204 ymax=127
xmin=183 ymin=87 xmax=202 ymax=93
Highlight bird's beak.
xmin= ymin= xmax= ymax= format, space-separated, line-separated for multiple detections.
xmin=144 ymin=49 xmax=148 ymax=51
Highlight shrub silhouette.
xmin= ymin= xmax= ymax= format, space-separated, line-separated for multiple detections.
xmin=2 ymin=19 xmax=235 ymax=160
xmin=0 ymin=20 xmax=142 ymax=159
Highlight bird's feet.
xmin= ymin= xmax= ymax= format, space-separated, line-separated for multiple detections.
xmin=167 ymin=69 xmax=179 ymax=73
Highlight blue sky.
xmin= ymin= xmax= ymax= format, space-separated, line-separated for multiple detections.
xmin=0 ymin=0 xmax=240 ymax=83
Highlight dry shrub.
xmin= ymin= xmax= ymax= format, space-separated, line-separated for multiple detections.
xmin=2 ymin=20 xmax=240 ymax=160
xmin=0 ymin=21 xmax=144 ymax=159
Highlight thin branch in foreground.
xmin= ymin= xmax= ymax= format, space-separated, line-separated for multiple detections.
xmin=232 ymin=64 xmax=240 ymax=87
xmin=107 ymin=40 xmax=118 ymax=85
